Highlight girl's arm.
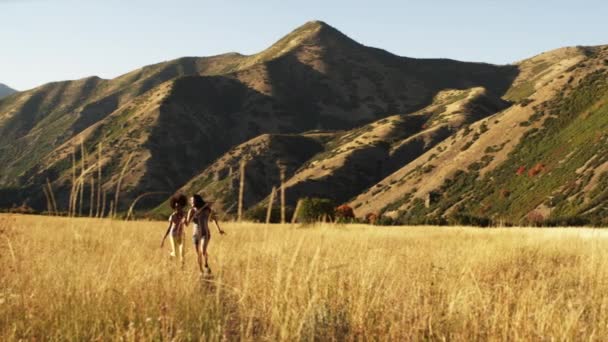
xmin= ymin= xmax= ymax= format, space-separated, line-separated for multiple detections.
xmin=214 ymin=219 xmax=225 ymax=235
xmin=211 ymin=211 xmax=226 ymax=235
xmin=185 ymin=208 xmax=195 ymax=225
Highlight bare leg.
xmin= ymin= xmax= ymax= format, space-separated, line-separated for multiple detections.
xmin=202 ymin=235 xmax=211 ymax=269
xmin=178 ymin=234 xmax=185 ymax=267
xmin=169 ymin=235 xmax=177 ymax=258
xmin=196 ymin=241 xmax=204 ymax=273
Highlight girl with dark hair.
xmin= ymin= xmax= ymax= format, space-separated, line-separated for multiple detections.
xmin=186 ymin=194 xmax=225 ymax=273
xmin=161 ymin=194 xmax=187 ymax=266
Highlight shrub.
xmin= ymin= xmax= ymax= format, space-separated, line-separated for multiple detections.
xmin=296 ymin=198 xmax=336 ymax=223
xmin=9 ymin=203 xmax=36 ymax=215
xmin=499 ymin=189 xmax=511 ymax=198
xmin=335 ymin=205 xmax=355 ymax=222
xmin=543 ymin=216 xmax=590 ymax=227
xmin=246 ymin=205 xmax=295 ymax=223
xmin=446 ymin=214 xmax=492 ymax=227
xmin=375 ymin=215 xmax=398 ymax=226
xmin=519 ymin=98 xmax=534 ymax=107
xmin=460 ymin=140 xmax=474 ymax=151
xmin=422 ymin=165 xmax=435 ymax=173
xmin=519 ymin=121 xmax=532 ymax=127
xmin=365 ymin=212 xmax=378 ymax=224
xmin=479 ymin=122 xmax=489 ymax=134
xmin=528 ymin=163 xmax=545 ymax=177
xmin=245 ymin=206 xmax=269 ymax=222
xmin=525 ymin=211 xmax=545 ymax=226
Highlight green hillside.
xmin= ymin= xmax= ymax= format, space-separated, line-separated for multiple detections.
xmin=352 ymin=46 xmax=608 ymax=226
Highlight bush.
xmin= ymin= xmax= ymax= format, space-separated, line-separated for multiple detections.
xmin=528 ymin=163 xmax=545 ymax=177
xmin=543 ymin=216 xmax=590 ymax=227
xmin=9 ymin=203 xmax=36 ymax=215
xmin=525 ymin=211 xmax=545 ymax=227
xmin=365 ymin=212 xmax=378 ymax=224
xmin=446 ymin=214 xmax=492 ymax=227
xmin=335 ymin=205 xmax=355 ymax=223
xmin=246 ymin=205 xmax=295 ymax=223
xmin=375 ymin=215 xmax=399 ymax=226
xmin=245 ymin=206 xmax=269 ymax=223
xmin=519 ymin=98 xmax=534 ymax=107
xmin=296 ymin=198 xmax=336 ymax=223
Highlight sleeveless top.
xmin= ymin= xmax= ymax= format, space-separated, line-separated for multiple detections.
xmin=169 ymin=212 xmax=184 ymax=235
xmin=192 ymin=208 xmax=210 ymax=238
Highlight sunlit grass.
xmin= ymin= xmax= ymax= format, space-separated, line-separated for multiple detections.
xmin=1 ymin=214 xmax=608 ymax=340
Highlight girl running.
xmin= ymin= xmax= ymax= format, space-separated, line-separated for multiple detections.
xmin=186 ymin=194 xmax=225 ymax=273
xmin=161 ymin=194 xmax=187 ymax=266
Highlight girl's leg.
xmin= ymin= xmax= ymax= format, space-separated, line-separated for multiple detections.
xmin=198 ymin=244 xmax=206 ymax=272
xmin=178 ymin=234 xmax=185 ymax=267
xmin=194 ymin=238 xmax=204 ymax=273
xmin=202 ymin=235 xmax=211 ymax=268
xmin=169 ymin=235 xmax=177 ymax=257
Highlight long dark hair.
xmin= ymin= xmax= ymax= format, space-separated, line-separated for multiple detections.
xmin=191 ymin=194 xmax=206 ymax=209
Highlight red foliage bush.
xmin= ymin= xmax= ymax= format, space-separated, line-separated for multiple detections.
xmin=528 ymin=163 xmax=545 ymax=177
xmin=335 ymin=205 xmax=355 ymax=219
xmin=526 ymin=211 xmax=545 ymax=226
xmin=365 ymin=212 xmax=378 ymax=224
xmin=516 ymin=166 xmax=526 ymax=176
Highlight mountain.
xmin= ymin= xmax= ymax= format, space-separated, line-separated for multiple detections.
xmin=350 ymin=46 xmax=608 ymax=226
xmin=274 ymin=87 xmax=509 ymax=208
xmin=0 ymin=20 xmax=518 ymax=214
xmin=4 ymin=21 xmax=606 ymax=226
xmin=160 ymin=132 xmax=333 ymax=218
xmin=0 ymin=83 xmax=16 ymax=99
xmin=164 ymin=85 xmax=509 ymax=220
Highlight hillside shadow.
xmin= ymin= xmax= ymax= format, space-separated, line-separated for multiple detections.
xmin=132 ymin=49 xmax=520 ymax=209
xmin=258 ymin=50 xmax=519 ymax=206
xmin=263 ymin=47 xmax=519 ymax=132
xmin=139 ymin=75 xmax=282 ymax=207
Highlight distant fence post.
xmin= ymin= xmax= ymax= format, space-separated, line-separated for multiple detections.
xmin=291 ymin=199 xmax=302 ymax=224
xmin=237 ymin=159 xmax=246 ymax=222
xmin=266 ymin=186 xmax=276 ymax=224
xmin=279 ymin=165 xmax=286 ymax=224
xmin=46 ymin=178 xmax=58 ymax=216
xmin=96 ymin=143 xmax=102 ymax=218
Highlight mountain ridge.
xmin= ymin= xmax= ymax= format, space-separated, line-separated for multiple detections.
xmin=3 ymin=21 xmax=606 ymax=226
xmin=0 ymin=83 xmax=16 ymax=99
xmin=350 ymin=45 xmax=608 ymax=225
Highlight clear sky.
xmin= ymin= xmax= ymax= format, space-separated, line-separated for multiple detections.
xmin=1 ymin=0 xmax=607 ymax=91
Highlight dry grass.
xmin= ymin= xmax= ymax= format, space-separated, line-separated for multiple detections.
xmin=2 ymin=214 xmax=608 ymax=340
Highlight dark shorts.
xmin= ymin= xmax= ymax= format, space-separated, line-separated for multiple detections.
xmin=192 ymin=232 xmax=209 ymax=246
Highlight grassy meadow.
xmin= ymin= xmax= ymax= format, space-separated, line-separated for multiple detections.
xmin=2 ymin=214 xmax=608 ymax=340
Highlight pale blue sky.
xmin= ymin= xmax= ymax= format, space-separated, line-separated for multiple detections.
xmin=1 ymin=0 xmax=607 ymax=90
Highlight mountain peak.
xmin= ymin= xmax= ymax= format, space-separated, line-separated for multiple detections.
xmin=290 ymin=20 xmax=349 ymax=41
xmin=299 ymin=20 xmax=330 ymax=29
xmin=253 ymin=20 xmax=358 ymax=62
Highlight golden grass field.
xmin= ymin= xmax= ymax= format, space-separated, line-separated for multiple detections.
xmin=2 ymin=214 xmax=608 ymax=341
